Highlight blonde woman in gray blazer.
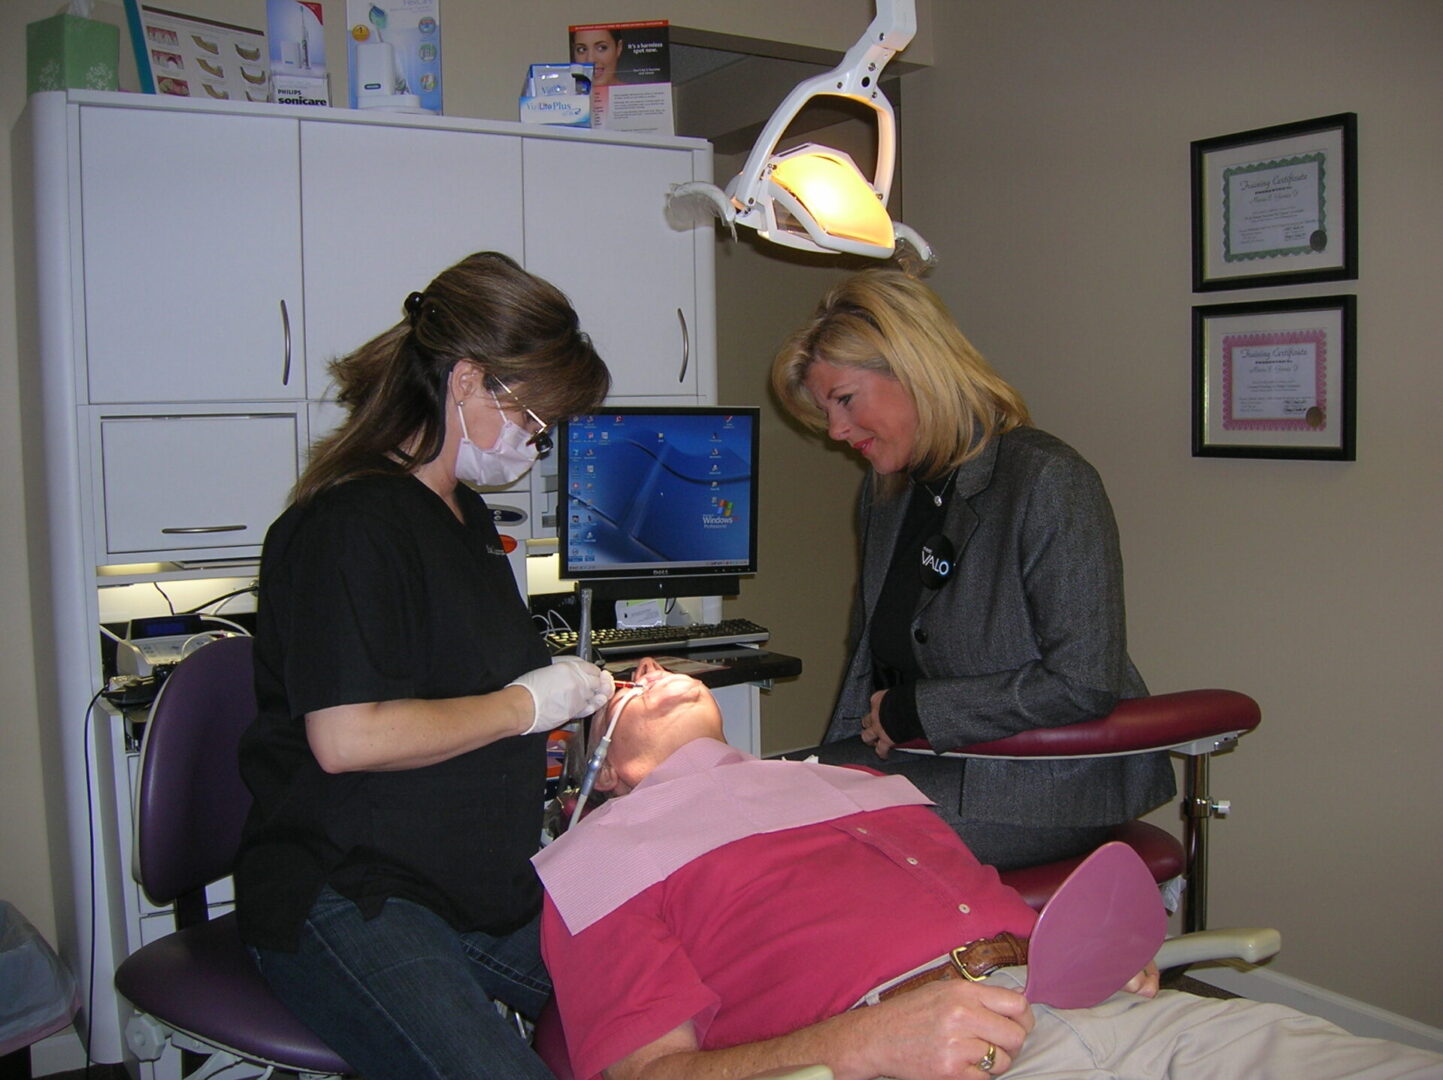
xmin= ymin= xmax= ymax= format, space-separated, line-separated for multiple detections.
xmin=772 ymin=270 xmax=1174 ymax=869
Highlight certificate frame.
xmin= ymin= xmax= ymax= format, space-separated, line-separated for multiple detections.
xmin=1191 ymin=113 xmax=1357 ymax=291
xmin=1192 ymin=295 xmax=1356 ymax=460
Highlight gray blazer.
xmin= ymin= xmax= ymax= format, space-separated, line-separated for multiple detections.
xmin=827 ymin=426 xmax=1175 ymax=828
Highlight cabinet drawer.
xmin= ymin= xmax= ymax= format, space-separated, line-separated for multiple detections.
xmin=97 ymin=412 xmax=301 ymax=559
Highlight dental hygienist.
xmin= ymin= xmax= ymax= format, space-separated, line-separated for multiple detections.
xmin=236 ymin=252 xmax=613 ymax=1080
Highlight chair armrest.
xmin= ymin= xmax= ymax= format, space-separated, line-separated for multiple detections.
xmin=1154 ymin=927 xmax=1281 ymax=969
xmin=896 ymin=689 xmax=1261 ymax=759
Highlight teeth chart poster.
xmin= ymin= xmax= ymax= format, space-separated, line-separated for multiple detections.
xmin=127 ymin=3 xmax=270 ymax=102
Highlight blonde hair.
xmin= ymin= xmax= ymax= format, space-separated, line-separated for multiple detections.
xmin=772 ymin=270 xmax=1030 ymax=489
xmin=295 ymin=252 xmax=609 ymax=505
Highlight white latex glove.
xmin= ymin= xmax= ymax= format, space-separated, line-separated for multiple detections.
xmin=507 ymin=656 xmax=615 ymax=735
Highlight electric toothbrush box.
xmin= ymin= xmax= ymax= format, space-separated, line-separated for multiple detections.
xmin=267 ymin=0 xmax=330 ymax=106
xmin=518 ymin=63 xmax=593 ymax=128
xmin=346 ymin=0 xmax=442 ymax=114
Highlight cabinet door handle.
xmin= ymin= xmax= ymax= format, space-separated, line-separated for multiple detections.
xmin=280 ymin=299 xmax=293 ymax=386
xmin=160 ymin=524 xmax=247 ymax=534
xmin=676 ymin=307 xmax=689 ymax=384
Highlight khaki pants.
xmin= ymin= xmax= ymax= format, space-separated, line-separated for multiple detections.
xmin=983 ymin=968 xmax=1443 ymax=1080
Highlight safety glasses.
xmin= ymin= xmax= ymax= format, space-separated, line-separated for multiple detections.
xmin=491 ymin=376 xmax=553 ymax=455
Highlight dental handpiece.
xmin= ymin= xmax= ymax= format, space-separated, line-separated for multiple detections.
xmin=569 ymin=737 xmax=612 ymax=832
xmin=567 ymin=683 xmax=643 ymax=832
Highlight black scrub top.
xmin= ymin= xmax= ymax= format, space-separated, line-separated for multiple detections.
xmin=236 ymin=468 xmax=551 ymax=952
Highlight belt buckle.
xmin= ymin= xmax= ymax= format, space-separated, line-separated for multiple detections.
xmin=949 ymin=944 xmax=986 ymax=982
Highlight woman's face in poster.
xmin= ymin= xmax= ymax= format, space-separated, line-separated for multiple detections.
xmin=572 ymin=29 xmax=623 ymax=87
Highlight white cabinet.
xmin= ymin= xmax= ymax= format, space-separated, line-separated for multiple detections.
xmin=78 ymin=107 xmax=305 ymax=404
xmin=299 ymin=122 xmax=525 ymax=399
xmin=523 ymin=139 xmax=709 ymax=398
xmin=21 ymin=91 xmax=716 ymax=1070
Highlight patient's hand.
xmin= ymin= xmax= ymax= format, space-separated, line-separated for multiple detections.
xmin=1123 ymin=962 xmax=1161 ymax=999
xmin=605 ymin=977 xmax=1033 ymax=1080
xmin=855 ymin=980 xmax=1034 ymax=1078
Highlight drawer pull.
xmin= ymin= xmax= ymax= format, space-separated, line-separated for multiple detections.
xmin=160 ymin=524 xmax=247 ymax=534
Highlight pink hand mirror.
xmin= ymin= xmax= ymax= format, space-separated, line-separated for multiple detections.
xmin=1024 ymin=841 xmax=1168 ymax=1008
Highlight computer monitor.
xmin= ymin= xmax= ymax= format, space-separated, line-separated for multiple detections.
xmin=556 ymin=406 xmax=760 ymax=600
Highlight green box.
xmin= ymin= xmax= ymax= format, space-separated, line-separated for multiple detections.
xmin=27 ymin=13 xmax=120 ymax=94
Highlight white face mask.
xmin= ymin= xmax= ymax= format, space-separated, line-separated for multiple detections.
xmin=454 ymin=393 xmax=539 ymax=487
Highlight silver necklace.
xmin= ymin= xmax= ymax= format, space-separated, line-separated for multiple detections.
xmin=918 ymin=468 xmax=957 ymax=508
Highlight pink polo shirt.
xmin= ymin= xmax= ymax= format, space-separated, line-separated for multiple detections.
xmin=534 ymin=738 xmax=934 ymax=934
xmin=538 ymin=742 xmax=1037 ymax=1080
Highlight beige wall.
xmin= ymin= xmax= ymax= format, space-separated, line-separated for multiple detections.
xmin=891 ymin=0 xmax=1442 ymax=1026
xmin=713 ymin=224 xmax=862 ymax=757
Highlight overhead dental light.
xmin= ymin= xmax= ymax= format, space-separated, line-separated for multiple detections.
xmin=673 ymin=0 xmax=932 ymax=263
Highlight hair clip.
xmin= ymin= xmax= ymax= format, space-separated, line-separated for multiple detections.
xmin=403 ymin=291 xmax=426 ymax=324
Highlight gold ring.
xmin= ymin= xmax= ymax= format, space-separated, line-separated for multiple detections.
xmin=976 ymin=1042 xmax=998 ymax=1073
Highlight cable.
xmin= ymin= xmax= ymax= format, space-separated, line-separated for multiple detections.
xmin=81 ymin=686 xmax=105 ymax=1078
xmin=531 ymin=608 xmax=575 ymax=633
xmin=197 ymin=615 xmax=251 ymax=637
xmin=151 ymin=581 xmax=175 ymax=614
xmin=182 ymin=583 xmax=257 ymax=615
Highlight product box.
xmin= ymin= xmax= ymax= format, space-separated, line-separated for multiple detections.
xmin=273 ymin=72 xmax=331 ymax=106
xmin=27 ymin=12 xmax=120 ymax=94
xmin=567 ymin=19 xmax=673 ymax=135
xmin=347 ymin=0 xmax=441 ymax=114
xmin=268 ymin=0 xmax=330 ymax=106
xmin=518 ymin=63 xmax=593 ymax=128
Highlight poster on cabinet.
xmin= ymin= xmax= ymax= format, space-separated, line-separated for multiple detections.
xmin=124 ymin=1 xmax=270 ymax=101
xmin=567 ymin=20 xmax=673 ymax=135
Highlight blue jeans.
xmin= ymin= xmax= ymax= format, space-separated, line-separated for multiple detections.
xmin=252 ymin=887 xmax=555 ymax=1080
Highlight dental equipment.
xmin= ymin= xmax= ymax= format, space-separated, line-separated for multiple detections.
xmin=668 ymin=0 xmax=932 ymax=264
xmin=569 ymin=684 xmax=644 ymax=831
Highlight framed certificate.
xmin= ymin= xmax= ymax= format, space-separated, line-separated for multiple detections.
xmin=1191 ymin=114 xmax=1357 ymax=291
xmin=1192 ymin=295 xmax=1356 ymax=460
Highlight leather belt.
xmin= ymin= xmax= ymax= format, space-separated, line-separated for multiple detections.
xmin=877 ymin=932 xmax=1029 ymax=1001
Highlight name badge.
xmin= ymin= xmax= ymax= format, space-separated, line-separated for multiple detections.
xmin=919 ymin=534 xmax=955 ymax=589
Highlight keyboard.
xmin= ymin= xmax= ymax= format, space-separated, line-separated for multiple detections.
xmin=544 ymin=618 xmax=770 ymax=657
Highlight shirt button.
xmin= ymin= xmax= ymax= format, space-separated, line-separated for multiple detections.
xmin=856 ymin=827 xmax=869 ymax=834
xmin=914 ymin=627 xmax=929 ymax=644
xmin=958 ymin=904 xmax=971 ymax=914
xmin=906 ymin=857 xmax=919 ymax=865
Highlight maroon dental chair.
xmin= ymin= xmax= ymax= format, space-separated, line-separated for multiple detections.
xmin=899 ymin=688 xmax=1262 ymax=933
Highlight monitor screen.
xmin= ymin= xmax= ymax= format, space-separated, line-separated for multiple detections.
xmin=557 ymin=406 xmax=760 ymax=583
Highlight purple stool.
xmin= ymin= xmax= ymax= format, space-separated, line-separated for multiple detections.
xmin=112 ymin=637 xmax=351 ymax=1077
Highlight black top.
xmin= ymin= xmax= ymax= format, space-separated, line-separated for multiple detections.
xmin=870 ymin=477 xmax=951 ymax=743
xmin=235 ymin=469 xmax=551 ymax=952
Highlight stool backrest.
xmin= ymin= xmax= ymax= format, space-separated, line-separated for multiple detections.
xmin=132 ymin=636 xmax=256 ymax=905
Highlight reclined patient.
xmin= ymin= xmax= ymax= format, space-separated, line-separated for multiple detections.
xmin=534 ymin=658 xmax=1442 ymax=1080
